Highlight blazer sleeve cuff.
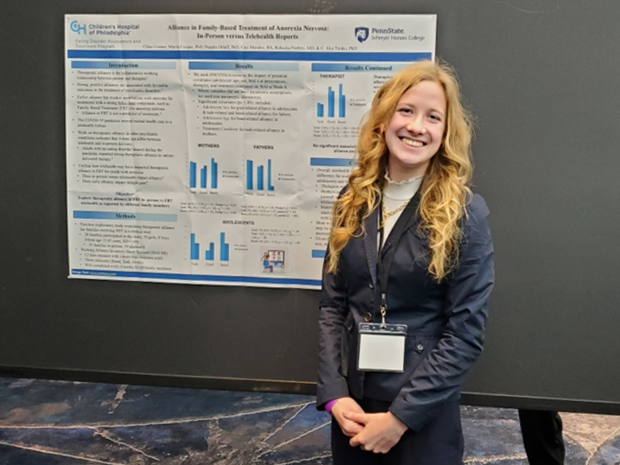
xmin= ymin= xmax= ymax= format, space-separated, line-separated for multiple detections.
xmin=388 ymin=398 xmax=448 ymax=432
xmin=316 ymin=380 xmax=349 ymax=410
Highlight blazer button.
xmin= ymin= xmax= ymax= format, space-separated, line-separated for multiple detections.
xmin=364 ymin=312 xmax=373 ymax=322
xmin=416 ymin=344 xmax=424 ymax=352
xmin=368 ymin=283 xmax=374 ymax=289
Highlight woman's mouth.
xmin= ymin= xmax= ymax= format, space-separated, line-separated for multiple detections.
xmin=401 ymin=137 xmax=426 ymax=148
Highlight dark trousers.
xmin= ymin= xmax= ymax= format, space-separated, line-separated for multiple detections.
xmin=331 ymin=398 xmax=464 ymax=465
xmin=518 ymin=409 xmax=565 ymax=465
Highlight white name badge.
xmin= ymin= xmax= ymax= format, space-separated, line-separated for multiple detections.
xmin=357 ymin=323 xmax=407 ymax=372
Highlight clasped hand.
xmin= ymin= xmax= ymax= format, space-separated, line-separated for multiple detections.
xmin=331 ymin=397 xmax=408 ymax=454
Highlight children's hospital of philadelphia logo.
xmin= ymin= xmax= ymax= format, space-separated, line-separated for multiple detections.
xmin=355 ymin=27 xmax=369 ymax=43
xmin=70 ymin=20 xmax=87 ymax=35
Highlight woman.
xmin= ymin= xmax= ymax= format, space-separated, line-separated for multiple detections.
xmin=317 ymin=60 xmax=495 ymax=464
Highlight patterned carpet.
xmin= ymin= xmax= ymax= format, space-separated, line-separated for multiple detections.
xmin=0 ymin=377 xmax=618 ymax=464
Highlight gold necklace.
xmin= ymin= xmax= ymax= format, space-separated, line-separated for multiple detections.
xmin=381 ymin=200 xmax=409 ymax=229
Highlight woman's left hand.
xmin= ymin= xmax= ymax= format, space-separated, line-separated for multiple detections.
xmin=344 ymin=411 xmax=408 ymax=454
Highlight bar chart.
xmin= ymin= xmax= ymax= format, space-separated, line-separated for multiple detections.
xmin=189 ymin=158 xmax=219 ymax=189
xmin=246 ymin=159 xmax=275 ymax=191
xmin=317 ymin=83 xmax=346 ymax=118
xmin=190 ymin=232 xmax=229 ymax=262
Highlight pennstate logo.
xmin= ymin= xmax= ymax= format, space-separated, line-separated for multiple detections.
xmin=355 ymin=27 xmax=369 ymax=43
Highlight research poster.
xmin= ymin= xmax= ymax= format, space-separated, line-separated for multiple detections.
xmin=65 ymin=14 xmax=436 ymax=288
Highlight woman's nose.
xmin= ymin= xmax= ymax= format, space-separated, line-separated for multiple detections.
xmin=406 ymin=117 xmax=426 ymax=134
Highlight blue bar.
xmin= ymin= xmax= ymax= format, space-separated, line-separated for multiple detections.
xmin=190 ymin=234 xmax=197 ymax=260
xmin=310 ymin=157 xmax=354 ymax=167
xmin=206 ymin=243 xmax=214 ymax=261
xmin=71 ymin=61 xmax=176 ymax=69
xmin=211 ymin=159 xmax=218 ymax=189
xmin=268 ymin=159 xmax=274 ymax=191
xmin=338 ymin=84 xmax=345 ymax=118
xmin=312 ymin=250 xmax=327 ymax=259
xmin=246 ymin=160 xmax=253 ymax=190
xmin=68 ymin=50 xmax=433 ymax=62
xmin=317 ymin=103 xmax=324 ymax=117
xmin=190 ymin=162 xmax=196 ymax=189
xmin=220 ymin=233 xmax=229 ymax=262
xmin=257 ymin=166 xmax=264 ymax=191
xmin=200 ymin=166 xmax=207 ymax=189
xmin=189 ymin=61 xmax=299 ymax=71
xmin=73 ymin=211 xmax=177 ymax=222
xmin=71 ymin=269 xmax=321 ymax=287
xmin=313 ymin=63 xmax=406 ymax=72
xmin=328 ymin=87 xmax=334 ymax=118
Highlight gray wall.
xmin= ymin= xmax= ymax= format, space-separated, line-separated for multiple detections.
xmin=1 ymin=0 xmax=619 ymax=413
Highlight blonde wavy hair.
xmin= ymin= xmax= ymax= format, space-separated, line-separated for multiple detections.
xmin=326 ymin=60 xmax=474 ymax=282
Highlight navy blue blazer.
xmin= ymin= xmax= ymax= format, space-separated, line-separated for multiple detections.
xmin=317 ymin=193 xmax=495 ymax=432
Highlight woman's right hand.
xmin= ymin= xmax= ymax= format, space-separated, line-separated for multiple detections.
xmin=331 ymin=397 xmax=365 ymax=437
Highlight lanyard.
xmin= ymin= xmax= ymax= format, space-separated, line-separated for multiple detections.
xmin=376 ymin=192 xmax=420 ymax=326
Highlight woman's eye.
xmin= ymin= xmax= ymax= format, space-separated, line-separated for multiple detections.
xmin=429 ymin=114 xmax=442 ymax=121
xmin=399 ymin=107 xmax=412 ymax=114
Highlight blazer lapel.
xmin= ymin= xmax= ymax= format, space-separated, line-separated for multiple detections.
xmin=362 ymin=207 xmax=378 ymax=286
xmin=402 ymin=193 xmax=421 ymax=237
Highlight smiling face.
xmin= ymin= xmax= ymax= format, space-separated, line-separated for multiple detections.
xmin=384 ymin=80 xmax=447 ymax=182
